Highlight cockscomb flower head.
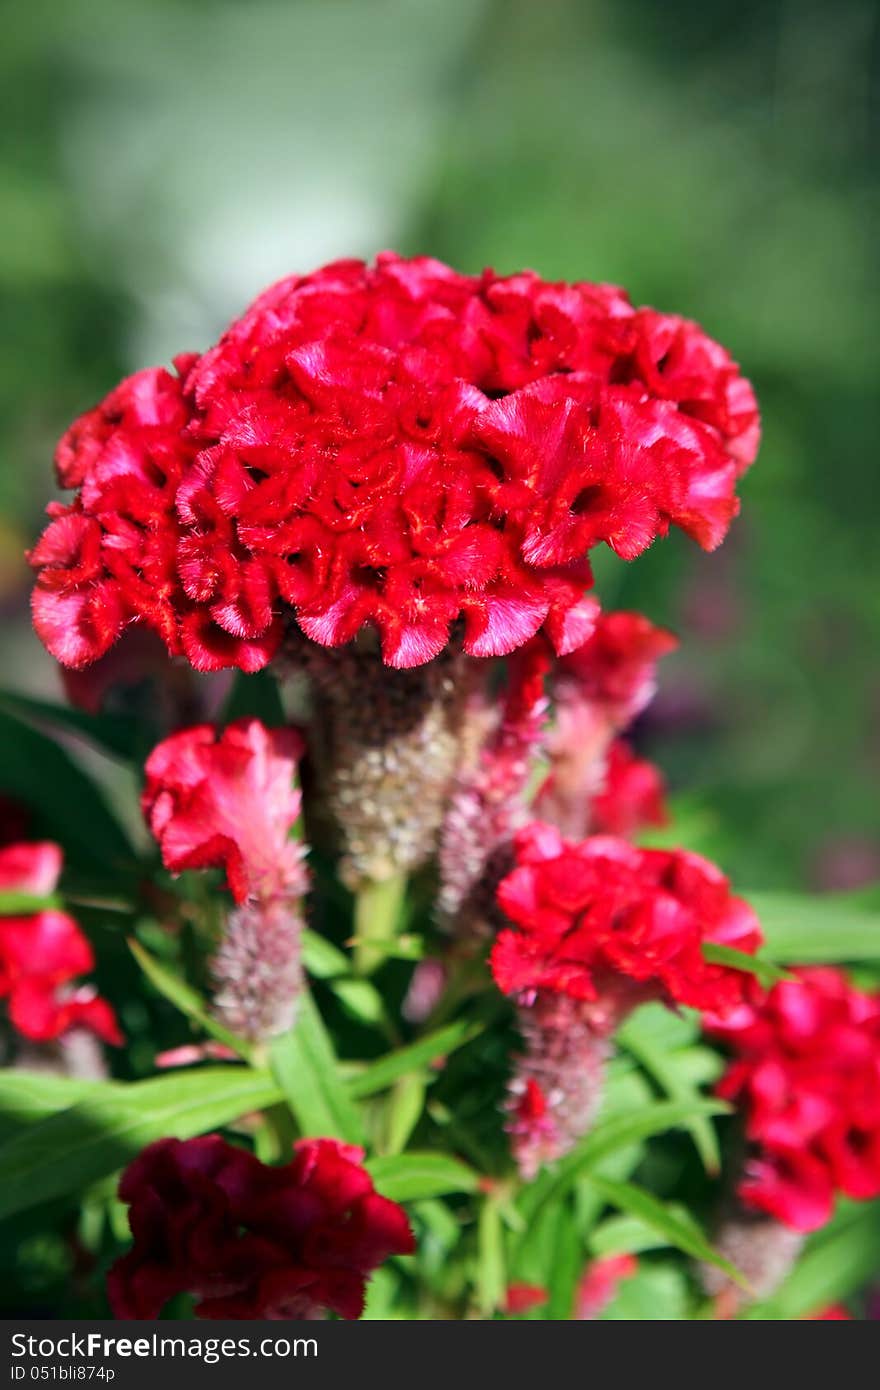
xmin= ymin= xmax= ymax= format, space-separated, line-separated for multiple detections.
xmin=709 ymin=966 xmax=880 ymax=1232
xmin=30 ymin=255 xmax=758 ymax=675
xmin=492 ymin=822 xmax=762 ymax=1016
xmin=142 ymin=719 xmax=309 ymax=1039
xmin=142 ymin=718 xmax=305 ymax=905
xmin=107 ymin=1135 xmax=414 ymax=1320
xmin=0 ymin=841 xmax=121 ymax=1045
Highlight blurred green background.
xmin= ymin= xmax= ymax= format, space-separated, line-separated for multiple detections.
xmin=2 ymin=0 xmax=878 ymax=892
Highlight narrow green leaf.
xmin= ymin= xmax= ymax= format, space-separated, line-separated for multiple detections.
xmin=0 ymin=1072 xmax=106 ymax=1128
xmin=0 ymin=1067 xmax=281 ymax=1222
xmin=128 ymin=938 xmax=253 ymax=1063
xmin=348 ymin=1020 xmax=482 ymax=1099
xmin=382 ymin=1074 xmax=427 ymax=1156
xmin=617 ymin=1012 xmax=723 ymax=1174
xmin=585 ymin=1175 xmax=749 ymax=1288
xmin=518 ymin=1098 xmax=728 ymax=1225
xmin=477 ymin=1196 xmax=506 ymax=1315
xmin=749 ymin=891 xmax=880 ymax=963
xmin=269 ymin=989 xmax=365 ymax=1144
xmin=0 ymin=890 xmax=63 ymax=915
xmin=590 ymin=1209 xmax=700 ymax=1257
xmin=702 ymin=942 xmax=791 ymax=987
xmin=302 ymin=929 xmax=350 ymax=980
xmin=365 ymin=1152 xmax=478 ymax=1202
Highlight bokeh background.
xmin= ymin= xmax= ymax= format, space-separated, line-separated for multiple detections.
xmin=3 ymin=0 xmax=879 ymax=892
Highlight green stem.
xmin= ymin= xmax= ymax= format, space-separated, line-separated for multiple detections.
xmin=352 ymin=873 xmax=408 ymax=975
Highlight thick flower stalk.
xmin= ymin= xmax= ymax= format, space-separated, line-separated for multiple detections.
xmin=29 ymin=254 xmax=758 ymax=889
xmin=142 ymin=719 xmax=308 ymax=1040
xmin=107 ymin=1135 xmax=414 ymax=1319
xmin=492 ymin=823 xmax=762 ymax=1177
xmin=701 ymin=967 xmax=880 ymax=1312
xmin=535 ymin=610 xmax=677 ymax=839
xmin=0 ymin=841 xmax=121 ymax=1048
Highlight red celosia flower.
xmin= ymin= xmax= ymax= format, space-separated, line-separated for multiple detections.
xmin=553 ymin=610 xmax=680 ymax=727
xmin=142 ymin=719 xmax=305 ymax=904
xmin=806 ymin=1305 xmax=852 ymax=1320
xmin=709 ymin=967 xmax=880 ymax=1232
xmin=503 ymin=1283 xmax=548 ymax=1314
xmin=588 ymin=738 xmax=669 ymax=837
xmin=107 ymin=1134 xmax=414 ymax=1320
xmin=492 ymin=822 xmax=762 ymax=1016
xmin=0 ymin=842 xmax=121 ymax=1044
xmin=30 ymin=255 xmax=758 ymax=674
xmin=142 ymin=718 xmax=309 ymax=1039
xmin=575 ymin=1254 xmax=638 ymax=1319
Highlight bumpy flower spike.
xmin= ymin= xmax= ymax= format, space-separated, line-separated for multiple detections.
xmin=701 ymin=966 xmax=880 ymax=1313
xmin=30 ymin=254 xmax=758 ymax=891
xmin=492 ymin=822 xmax=762 ymax=1178
xmin=142 ymin=719 xmax=308 ymax=1040
xmin=437 ymin=636 xmax=554 ymax=937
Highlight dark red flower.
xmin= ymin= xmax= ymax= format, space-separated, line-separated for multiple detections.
xmin=30 ymin=256 xmax=758 ymax=673
xmin=0 ymin=842 xmax=121 ymax=1044
xmin=588 ymin=738 xmax=668 ymax=837
xmin=492 ymin=822 xmax=762 ymax=1016
xmin=709 ymin=967 xmax=880 ymax=1232
xmin=107 ymin=1135 xmax=414 ymax=1320
xmin=142 ymin=719 xmax=305 ymax=905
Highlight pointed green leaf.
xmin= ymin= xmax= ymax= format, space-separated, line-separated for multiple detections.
xmin=0 ymin=1067 xmax=281 ymax=1222
xmin=365 ymin=1152 xmax=478 ymax=1202
xmin=348 ymin=1020 xmax=482 ymax=1099
xmin=702 ymin=942 xmax=791 ymax=987
xmin=748 ymin=891 xmax=880 ymax=963
xmin=269 ymin=989 xmax=365 ymax=1144
xmin=585 ymin=1175 xmax=749 ymax=1288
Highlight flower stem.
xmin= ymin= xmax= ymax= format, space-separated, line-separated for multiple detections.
xmin=352 ymin=873 xmax=408 ymax=975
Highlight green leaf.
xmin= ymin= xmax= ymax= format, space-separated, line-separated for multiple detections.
xmin=348 ymin=1020 xmax=482 ymax=1099
xmin=0 ymin=1067 xmax=281 ymax=1222
xmin=269 ymin=989 xmax=365 ymax=1144
xmin=221 ymin=669 xmax=285 ymax=726
xmin=381 ymin=1074 xmax=427 ymax=1156
xmin=617 ymin=1008 xmax=724 ymax=1173
xmin=0 ymin=890 xmax=63 ymax=915
xmin=702 ymin=942 xmax=791 ymax=987
xmin=0 ymin=708 xmax=133 ymax=872
xmin=0 ymin=1072 xmax=106 ymax=1129
xmin=128 ymin=938 xmax=254 ymax=1063
xmin=589 ymin=1211 xmax=677 ymax=1257
xmin=301 ymin=930 xmax=350 ymax=980
xmin=585 ymin=1175 xmax=748 ymax=1288
xmin=518 ymin=1097 xmax=728 ymax=1225
xmin=749 ymin=891 xmax=880 ymax=963
xmin=477 ymin=1195 xmax=506 ymax=1314
xmin=365 ymin=1152 xmax=479 ymax=1202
